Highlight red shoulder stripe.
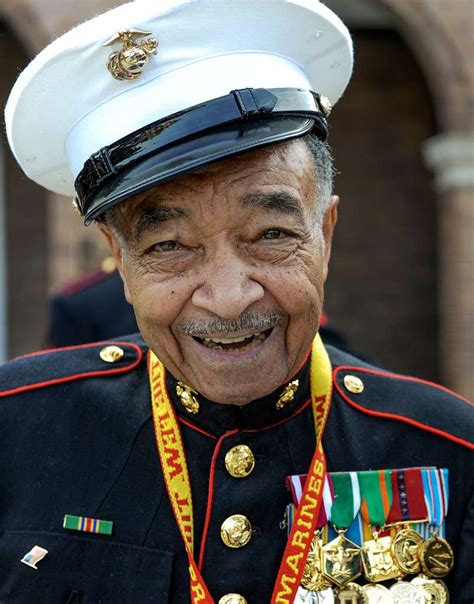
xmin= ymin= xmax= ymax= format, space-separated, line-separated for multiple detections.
xmin=334 ymin=366 xmax=474 ymax=450
xmin=1 ymin=341 xmax=143 ymax=398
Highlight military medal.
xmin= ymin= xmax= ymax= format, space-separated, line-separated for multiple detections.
xmin=360 ymin=583 xmax=393 ymax=603
xmin=301 ymin=533 xmax=332 ymax=591
xmin=322 ymin=472 xmax=363 ymax=587
xmin=387 ymin=468 xmax=427 ymax=575
xmin=391 ymin=527 xmax=423 ymax=574
xmin=389 ymin=581 xmax=426 ymax=603
xmin=411 ymin=576 xmax=449 ymax=604
xmin=418 ymin=469 xmax=454 ymax=579
xmin=358 ymin=470 xmax=401 ymax=583
xmin=417 ymin=534 xmax=454 ymax=578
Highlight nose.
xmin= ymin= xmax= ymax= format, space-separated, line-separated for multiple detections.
xmin=191 ymin=249 xmax=265 ymax=320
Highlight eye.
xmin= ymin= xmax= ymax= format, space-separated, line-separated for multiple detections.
xmin=261 ymin=229 xmax=285 ymax=240
xmin=156 ymin=240 xmax=180 ymax=251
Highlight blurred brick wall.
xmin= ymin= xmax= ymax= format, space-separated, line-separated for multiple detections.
xmin=326 ymin=30 xmax=438 ymax=379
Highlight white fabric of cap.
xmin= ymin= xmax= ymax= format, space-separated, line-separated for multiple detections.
xmin=5 ymin=0 xmax=353 ymax=197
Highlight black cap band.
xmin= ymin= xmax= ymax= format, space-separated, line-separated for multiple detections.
xmin=75 ymin=87 xmax=329 ymax=223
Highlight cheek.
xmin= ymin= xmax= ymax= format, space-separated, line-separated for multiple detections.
xmin=122 ymin=263 xmax=189 ymax=330
xmin=264 ymin=263 xmax=324 ymax=324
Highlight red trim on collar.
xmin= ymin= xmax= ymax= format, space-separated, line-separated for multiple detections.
xmin=334 ymin=365 xmax=474 ymax=450
xmin=178 ymin=416 xmax=218 ymax=440
xmin=1 ymin=341 xmax=143 ymax=398
xmin=243 ymin=397 xmax=312 ymax=433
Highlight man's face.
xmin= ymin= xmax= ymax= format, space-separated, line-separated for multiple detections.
xmin=102 ymin=139 xmax=337 ymax=404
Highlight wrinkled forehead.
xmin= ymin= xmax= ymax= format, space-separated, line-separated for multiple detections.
xmin=113 ymin=139 xmax=317 ymax=225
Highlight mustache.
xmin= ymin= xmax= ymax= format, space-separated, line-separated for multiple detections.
xmin=176 ymin=311 xmax=284 ymax=337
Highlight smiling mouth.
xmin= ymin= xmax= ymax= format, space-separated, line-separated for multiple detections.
xmin=193 ymin=328 xmax=273 ymax=352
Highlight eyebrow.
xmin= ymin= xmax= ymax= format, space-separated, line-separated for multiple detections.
xmin=241 ymin=191 xmax=305 ymax=220
xmin=134 ymin=206 xmax=187 ymax=240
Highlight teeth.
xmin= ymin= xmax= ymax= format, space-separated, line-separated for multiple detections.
xmin=199 ymin=330 xmax=269 ymax=351
xmin=203 ymin=332 xmax=261 ymax=344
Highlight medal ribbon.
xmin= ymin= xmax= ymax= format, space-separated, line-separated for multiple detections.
xmin=358 ymin=470 xmax=392 ymax=528
xmin=149 ymin=333 xmax=332 ymax=604
xmin=286 ymin=473 xmax=334 ymax=528
xmin=330 ymin=471 xmax=361 ymax=529
xmin=421 ymin=468 xmax=449 ymax=529
xmin=387 ymin=468 xmax=427 ymax=523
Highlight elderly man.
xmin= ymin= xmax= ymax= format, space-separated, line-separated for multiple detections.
xmin=1 ymin=1 xmax=473 ymax=603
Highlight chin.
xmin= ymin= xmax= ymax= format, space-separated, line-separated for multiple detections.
xmin=194 ymin=368 xmax=286 ymax=404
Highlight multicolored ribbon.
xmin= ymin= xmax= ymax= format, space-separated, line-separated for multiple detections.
xmin=387 ymin=468 xmax=427 ymax=523
xmin=287 ymin=473 xmax=334 ymax=528
xmin=358 ymin=470 xmax=392 ymax=529
xmin=331 ymin=471 xmax=362 ymax=529
xmin=422 ymin=468 xmax=449 ymax=530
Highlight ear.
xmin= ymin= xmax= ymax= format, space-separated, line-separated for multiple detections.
xmin=97 ymin=223 xmax=133 ymax=304
xmin=322 ymin=195 xmax=339 ymax=282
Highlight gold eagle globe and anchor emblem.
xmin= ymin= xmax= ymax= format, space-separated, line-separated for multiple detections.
xmin=103 ymin=29 xmax=159 ymax=81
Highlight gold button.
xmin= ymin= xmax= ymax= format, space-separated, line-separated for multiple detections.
xmin=99 ymin=345 xmax=124 ymax=363
xmin=220 ymin=514 xmax=252 ymax=549
xmin=343 ymin=374 xmax=364 ymax=394
xmin=225 ymin=445 xmax=255 ymax=478
xmin=218 ymin=595 xmax=248 ymax=604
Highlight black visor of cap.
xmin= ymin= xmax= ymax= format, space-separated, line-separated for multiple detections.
xmin=75 ymin=87 xmax=329 ymax=224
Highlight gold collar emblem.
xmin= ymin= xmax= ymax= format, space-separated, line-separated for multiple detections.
xmin=276 ymin=379 xmax=299 ymax=409
xmin=103 ymin=29 xmax=159 ymax=81
xmin=176 ymin=382 xmax=200 ymax=414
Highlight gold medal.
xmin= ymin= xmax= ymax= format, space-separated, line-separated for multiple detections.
xmin=360 ymin=583 xmax=393 ymax=603
xmin=361 ymin=534 xmax=401 ymax=583
xmin=391 ymin=528 xmax=423 ymax=574
xmin=417 ymin=535 xmax=454 ymax=578
xmin=389 ymin=581 xmax=425 ymax=603
xmin=322 ymin=534 xmax=362 ymax=587
xmin=334 ymin=582 xmax=368 ymax=603
xmin=301 ymin=534 xmax=332 ymax=591
xmin=412 ymin=575 xmax=450 ymax=604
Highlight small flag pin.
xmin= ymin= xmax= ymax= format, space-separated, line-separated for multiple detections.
xmin=63 ymin=514 xmax=113 ymax=536
xmin=21 ymin=545 xmax=48 ymax=569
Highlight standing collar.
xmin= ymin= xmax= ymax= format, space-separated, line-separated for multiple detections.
xmin=164 ymin=355 xmax=311 ymax=437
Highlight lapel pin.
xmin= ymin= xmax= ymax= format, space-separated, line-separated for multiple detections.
xmin=21 ymin=545 xmax=48 ymax=569
xmin=63 ymin=514 xmax=113 ymax=536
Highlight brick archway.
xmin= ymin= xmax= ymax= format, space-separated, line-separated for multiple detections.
xmin=379 ymin=0 xmax=473 ymax=132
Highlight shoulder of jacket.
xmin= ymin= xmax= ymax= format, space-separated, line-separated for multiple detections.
xmin=55 ymin=264 xmax=118 ymax=299
xmin=327 ymin=345 xmax=474 ymax=450
xmin=0 ymin=334 xmax=147 ymax=398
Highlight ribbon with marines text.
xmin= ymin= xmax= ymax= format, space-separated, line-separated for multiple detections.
xmin=148 ymin=333 xmax=333 ymax=604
